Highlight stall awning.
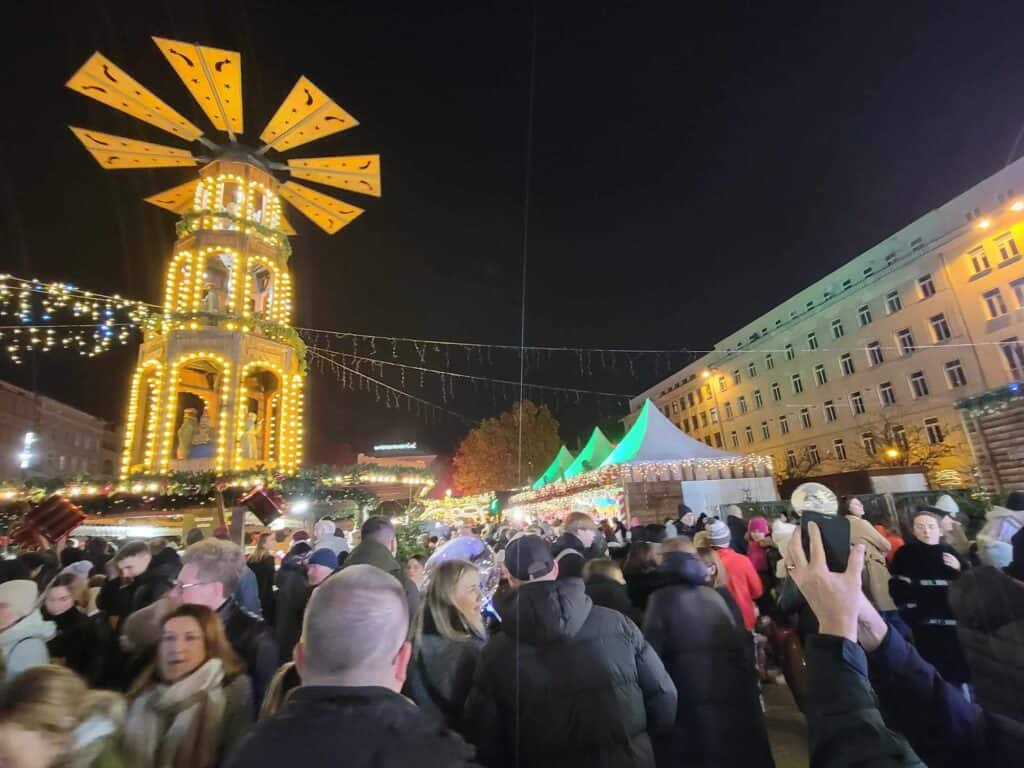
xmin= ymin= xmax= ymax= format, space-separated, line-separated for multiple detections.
xmin=602 ymin=399 xmax=739 ymax=465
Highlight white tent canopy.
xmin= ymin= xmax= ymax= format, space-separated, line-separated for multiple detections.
xmin=602 ymin=398 xmax=740 ymax=465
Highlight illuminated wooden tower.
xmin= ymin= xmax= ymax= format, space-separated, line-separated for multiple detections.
xmin=65 ymin=38 xmax=380 ymax=478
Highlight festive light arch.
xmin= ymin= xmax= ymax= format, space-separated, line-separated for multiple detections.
xmin=234 ymin=359 xmax=288 ymax=468
xmin=158 ymin=352 xmax=234 ymax=473
xmin=121 ymin=359 xmax=164 ymax=477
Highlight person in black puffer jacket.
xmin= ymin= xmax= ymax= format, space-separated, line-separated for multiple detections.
xmin=949 ymin=565 xmax=1024 ymax=722
xmin=464 ymin=535 xmax=676 ymax=768
xmin=644 ymin=549 xmax=774 ymax=768
xmin=583 ymin=558 xmax=643 ymax=625
xmin=274 ymin=542 xmax=312 ymax=663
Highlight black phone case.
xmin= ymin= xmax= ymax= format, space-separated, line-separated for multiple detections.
xmin=801 ymin=511 xmax=851 ymax=572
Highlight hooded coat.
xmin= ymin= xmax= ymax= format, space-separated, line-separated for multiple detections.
xmin=341 ymin=539 xmax=420 ymax=619
xmin=463 ymin=578 xmax=676 ymax=768
xmin=889 ymin=541 xmax=970 ymax=685
xmin=0 ymin=609 xmax=54 ymax=676
xmin=948 ymin=566 xmax=1024 ymax=722
xmin=643 ymin=552 xmax=774 ymax=768
xmin=45 ymin=606 xmax=108 ymax=685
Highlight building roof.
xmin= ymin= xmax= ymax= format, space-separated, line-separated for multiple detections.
xmin=531 ymin=445 xmax=575 ymax=489
xmin=563 ymin=427 xmax=614 ymax=479
xmin=603 ymin=399 xmax=738 ymax=465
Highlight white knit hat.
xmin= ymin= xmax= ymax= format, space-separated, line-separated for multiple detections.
xmin=933 ymin=494 xmax=959 ymax=517
xmin=0 ymin=579 xmax=38 ymax=618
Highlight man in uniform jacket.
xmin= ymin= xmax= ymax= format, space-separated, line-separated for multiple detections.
xmin=464 ymin=534 xmax=676 ymax=768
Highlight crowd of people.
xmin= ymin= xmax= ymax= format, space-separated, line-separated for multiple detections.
xmin=0 ymin=488 xmax=1022 ymax=767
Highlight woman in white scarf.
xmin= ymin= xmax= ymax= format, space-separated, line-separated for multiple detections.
xmin=123 ymin=604 xmax=252 ymax=768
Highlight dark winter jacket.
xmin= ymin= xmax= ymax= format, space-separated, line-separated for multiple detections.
xmin=342 ymin=539 xmax=421 ymax=620
xmin=44 ymin=607 xmax=108 ymax=686
xmin=224 ymin=685 xmax=479 ymax=768
xmin=726 ymin=515 xmax=749 ymax=555
xmin=625 ymin=569 xmax=669 ymax=614
xmin=219 ymin=597 xmax=279 ymax=712
xmin=585 ymin=575 xmax=642 ymax=625
xmin=805 ymin=634 xmax=924 ymax=767
xmin=949 ymin=566 xmax=1024 ymax=722
xmin=248 ymin=553 xmax=276 ymax=624
xmin=866 ymin=620 xmax=1024 ymax=768
xmin=889 ymin=541 xmax=970 ymax=684
xmin=406 ymin=612 xmax=485 ymax=735
xmin=273 ymin=550 xmax=310 ymax=664
xmin=96 ymin=546 xmax=181 ymax=622
xmin=552 ymin=532 xmax=587 ymax=580
xmin=643 ymin=552 xmax=774 ymax=768
xmin=463 ymin=578 xmax=676 ymax=768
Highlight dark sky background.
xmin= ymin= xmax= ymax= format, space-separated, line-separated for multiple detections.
xmin=1 ymin=0 xmax=1024 ymax=463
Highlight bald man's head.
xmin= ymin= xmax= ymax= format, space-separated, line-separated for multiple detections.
xmin=295 ymin=564 xmax=411 ymax=690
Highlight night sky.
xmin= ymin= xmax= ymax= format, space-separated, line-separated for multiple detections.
xmin=2 ymin=0 xmax=1024 ymax=463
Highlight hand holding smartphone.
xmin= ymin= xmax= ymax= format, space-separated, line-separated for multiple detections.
xmin=800 ymin=510 xmax=851 ymax=572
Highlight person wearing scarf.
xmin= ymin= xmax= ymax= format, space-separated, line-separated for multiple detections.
xmin=890 ymin=510 xmax=971 ymax=690
xmin=123 ymin=604 xmax=252 ymax=768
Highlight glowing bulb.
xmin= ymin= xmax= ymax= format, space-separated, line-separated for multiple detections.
xmin=978 ymin=218 xmax=992 ymax=230
xmin=1012 ymin=201 xmax=1024 ymax=212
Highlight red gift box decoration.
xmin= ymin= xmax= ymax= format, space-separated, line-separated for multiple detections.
xmin=12 ymin=494 xmax=85 ymax=545
xmin=238 ymin=486 xmax=286 ymax=526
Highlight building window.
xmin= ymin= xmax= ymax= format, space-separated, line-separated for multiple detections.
xmin=800 ymin=407 xmax=812 ymax=429
xmin=840 ymin=353 xmax=855 ymax=376
xmin=969 ymin=246 xmax=991 ymax=274
xmin=862 ymin=432 xmax=877 ymax=456
xmin=786 ymin=449 xmax=797 ymax=469
xmin=771 ymin=382 xmax=782 ymax=401
xmin=1001 ymin=337 xmax=1024 ymax=379
xmin=814 ymin=364 xmax=828 ymax=386
xmin=866 ymin=341 xmax=884 ymax=367
xmin=765 ymin=353 xmax=775 ymax=370
xmin=745 ymin=426 xmax=755 ymax=444
xmin=671 ymin=402 xmax=678 ymax=415
xmin=761 ymin=421 xmax=770 ymax=440
xmin=732 ymin=370 xmax=741 ymax=385
xmin=944 ymin=359 xmax=967 ymax=388
xmin=753 ymin=390 xmax=763 ymax=409
xmin=807 ymin=332 xmax=819 ymax=351
xmin=850 ymin=391 xmax=866 ymax=415
xmin=892 ymin=424 xmax=908 ymax=451
xmin=886 ymin=252 xmax=898 ymax=266
xmin=879 ymin=381 xmax=896 ymax=406
xmin=997 ymin=234 xmax=1020 ymax=262
xmin=824 ymin=400 xmax=837 ymax=422
xmin=748 ymin=361 xmax=759 ymax=378
xmin=682 ymin=419 xmax=690 ymax=433
xmin=807 ymin=444 xmax=821 ymax=465
xmin=704 ymin=384 xmax=713 ymax=400
xmin=718 ymin=375 xmax=727 ymax=393
xmin=843 ymin=278 xmax=853 ymax=291
xmin=1012 ymin=277 xmax=1024 ymax=307
xmin=779 ymin=415 xmax=790 ymax=435
xmin=792 ymin=373 xmax=804 ymax=394
xmin=925 ymin=417 xmax=944 ymax=444
xmin=731 ymin=430 xmax=739 ymax=448
xmin=983 ymin=288 xmax=1008 ymax=319
xmin=724 ymin=401 xmax=733 ymax=419
xmin=917 ymin=273 xmax=936 ymax=298
xmin=713 ymin=432 xmax=723 ymax=448
xmin=785 ymin=344 xmax=795 ymax=361
xmin=886 ymin=291 xmax=903 ymax=314
xmin=930 ymin=313 xmax=951 ymax=342
xmin=738 ymin=396 xmax=748 ymax=415
xmin=897 ymin=328 xmax=916 ymax=356
xmin=710 ymin=407 xmax=719 ymax=423
xmin=909 ymin=371 xmax=929 ymax=398
xmin=688 ymin=392 xmax=695 ymax=408
xmin=834 ymin=438 xmax=847 ymax=460
xmin=858 ymin=304 xmax=873 ymax=326
xmin=831 ymin=318 xmax=844 ymax=339
xmin=700 ymin=411 xmax=709 ymax=427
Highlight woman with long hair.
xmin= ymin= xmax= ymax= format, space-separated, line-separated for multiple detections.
xmin=42 ymin=574 xmax=106 ymax=686
xmin=405 ymin=559 xmax=485 ymax=735
xmin=123 ymin=604 xmax=252 ymax=768
xmin=622 ymin=542 xmax=664 ymax=613
xmin=247 ymin=533 xmax=276 ymax=624
xmin=0 ymin=664 xmax=125 ymax=768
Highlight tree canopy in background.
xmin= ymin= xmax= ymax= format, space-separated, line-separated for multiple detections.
xmin=452 ymin=401 xmax=561 ymax=494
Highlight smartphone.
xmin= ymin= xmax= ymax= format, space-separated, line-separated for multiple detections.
xmin=801 ymin=510 xmax=851 ymax=572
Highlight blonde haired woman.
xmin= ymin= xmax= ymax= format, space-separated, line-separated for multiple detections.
xmin=0 ymin=664 xmax=125 ymax=768
xmin=405 ymin=559 xmax=485 ymax=735
xmin=123 ymin=604 xmax=252 ymax=768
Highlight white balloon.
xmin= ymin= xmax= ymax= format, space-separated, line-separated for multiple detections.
xmin=421 ymin=535 xmax=500 ymax=599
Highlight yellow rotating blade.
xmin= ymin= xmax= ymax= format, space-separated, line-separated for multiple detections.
xmin=70 ymin=127 xmax=197 ymax=169
xmin=153 ymin=37 xmax=243 ymax=137
xmin=259 ymin=76 xmax=357 ymax=152
xmin=287 ymin=155 xmax=381 ymax=197
xmin=278 ymin=181 xmax=364 ymax=234
xmin=144 ymin=179 xmax=201 ymax=213
xmin=66 ymin=52 xmax=203 ymax=141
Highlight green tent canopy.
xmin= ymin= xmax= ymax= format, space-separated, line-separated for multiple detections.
xmin=563 ymin=427 xmax=615 ymax=479
xmin=602 ymin=399 xmax=737 ymax=466
xmin=531 ymin=445 xmax=575 ymax=489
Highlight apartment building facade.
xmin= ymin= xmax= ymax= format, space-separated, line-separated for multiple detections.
xmin=0 ymin=380 xmax=120 ymax=482
xmin=630 ymin=156 xmax=1024 ymax=486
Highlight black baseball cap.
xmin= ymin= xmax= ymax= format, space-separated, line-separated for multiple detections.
xmin=504 ymin=534 xmax=555 ymax=581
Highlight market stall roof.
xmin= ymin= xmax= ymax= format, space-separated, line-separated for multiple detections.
xmin=563 ymin=427 xmax=614 ymax=479
xmin=531 ymin=445 xmax=575 ymax=489
xmin=602 ymin=399 xmax=739 ymax=465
